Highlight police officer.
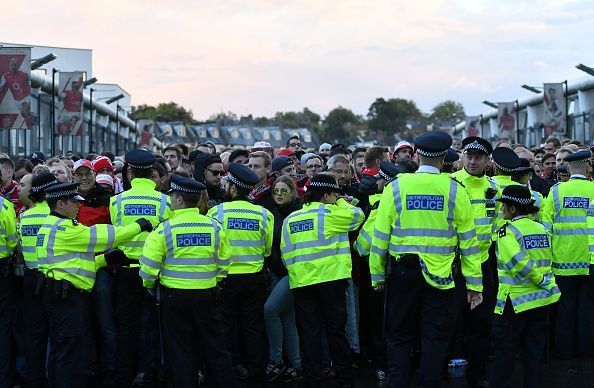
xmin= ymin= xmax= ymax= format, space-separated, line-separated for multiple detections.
xmin=450 ymin=136 xmax=498 ymax=387
xmin=491 ymin=185 xmax=560 ymax=388
xmin=512 ymin=158 xmax=544 ymax=221
xmin=442 ymin=148 xmax=459 ymax=173
xmin=0 ymin=185 xmax=17 ymax=388
xmin=140 ymin=175 xmax=238 ymax=388
xmin=36 ymin=182 xmax=152 ymax=388
xmin=492 ymin=147 xmax=522 ymax=231
xmin=110 ymin=149 xmax=173 ymax=385
xmin=282 ymin=173 xmax=364 ymax=387
xmin=541 ymin=150 xmax=594 ymax=358
xmin=17 ymin=172 xmax=59 ymax=387
xmin=369 ymin=131 xmax=483 ymax=388
xmin=206 ymin=163 xmax=273 ymax=381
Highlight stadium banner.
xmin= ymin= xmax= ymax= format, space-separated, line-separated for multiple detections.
xmin=0 ymin=47 xmax=32 ymax=130
xmin=464 ymin=116 xmax=480 ymax=138
xmin=57 ymin=71 xmax=84 ymax=135
xmin=497 ymin=102 xmax=516 ymax=141
xmin=543 ymin=82 xmax=566 ymax=137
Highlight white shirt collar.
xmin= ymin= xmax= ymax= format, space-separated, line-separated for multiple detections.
xmin=570 ymin=174 xmax=587 ymax=179
xmin=512 ymin=215 xmax=528 ymax=221
xmin=416 ymin=165 xmax=441 ymax=174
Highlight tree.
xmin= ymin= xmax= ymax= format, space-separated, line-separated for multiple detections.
xmin=208 ymin=111 xmax=238 ymax=125
xmin=430 ymin=100 xmax=465 ymax=124
xmin=131 ymin=102 xmax=193 ymax=123
xmin=273 ymin=107 xmax=321 ymax=130
xmin=367 ymin=98 xmax=422 ymax=136
xmin=321 ymin=106 xmax=361 ymax=142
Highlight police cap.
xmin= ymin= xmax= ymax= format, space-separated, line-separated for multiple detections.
xmin=45 ymin=182 xmax=85 ymax=201
xmin=170 ymin=174 xmax=206 ymax=194
xmin=272 ymin=156 xmax=294 ymax=172
xmin=444 ymin=148 xmax=460 ymax=165
xmin=308 ymin=173 xmax=341 ymax=193
xmin=30 ymin=172 xmax=60 ymax=194
xmin=378 ymin=161 xmax=402 ymax=181
xmin=492 ymin=147 xmax=521 ymax=172
xmin=514 ymin=158 xmax=534 ymax=174
xmin=414 ymin=131 xmax=452 ymax=157
xmin=125 ymin=149 xmax=156 ymax=169
xmin=563 ymin=150 xmax=591 ymax=163
xmin=226 ymin=163 xmax=259 ymax=189
xmin=496 ymin=185 xmax=534 ymax=206
xmin=462 ymin=137 xmax=493 ymax=155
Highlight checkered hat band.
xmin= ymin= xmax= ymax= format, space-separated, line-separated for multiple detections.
xmin=416 ymin=149 xmax=448 ymax=157
xmin=379 ymin=170 xmax=391 ymax=180
xmin=170 ymin=182 xmax=200 ymax=193
xmin=501 ymin=195 xmax=533 ymax=205
xmin=443 ymin=161 xmax=454 ymax=165
xmin=227 ymin=174 xmax=251 ymax=189
xmin=464 ymin=141 xmax=488 ymax=154
xmin=46 ymin=190 xmax=77 ymax=199
xmin=310 ymin=181 xmax=340 ymax=190
xmin=31 ymin=180 xmax=58 ymax=193
xmin=568 ymin=157 xmax=590 ymax=163
xmin=128 ymin=163 xmax=152 ymax=169
xmin=494 ymin=162 xmax=515 ymax=172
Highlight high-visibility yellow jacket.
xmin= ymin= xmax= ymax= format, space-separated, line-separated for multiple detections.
xmin=493 ymin=175 xmax=515 ymax=231
xmin=588 ymin=201 xmax=594 ymax=264
xmin=110 ymin=178 xmax=173 ymax=260
xmin=207 ymin=199 xmax=273 ymax=275
xmin=0 ymin=196 xmax=17 ymax=259
xmin=541 ymin=176 xmax=594 ymax=276
xmin=140 ymin=208 xmax=231 ymax=289
xmin=530 ymin=189 xmax=544 ymax=222
xmin=37 ymin=214 xmax=142 ymax=291
xmin=281 ymin=198 xmax=364 ymax=289
xmin=369 ymin=169 xmax=482 ymax=292
xmin=18 ymin=201 xmax=50 ymax=268
xmin=495 ymin=216 xmax=560 ymax=314
xmin=355 ymin=193 xmax=382 ymax=256
xmin=451 ymin=168 xmax=499 ymax=263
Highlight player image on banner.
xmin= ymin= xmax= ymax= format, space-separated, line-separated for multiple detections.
xmin=543 ymin=83 xmax=566 ymax=137
xmin=464 ymin=116 xmax=480 ymax=138
xmin=0 ymin=47 xmax=31 ymax=130
xmin=497 ymin=102 xmax=516 ymax=141
xmin=57 ymin=71 xmax=84 ymax=135
xmin=137 ymin=119 xmax=154 ymax=147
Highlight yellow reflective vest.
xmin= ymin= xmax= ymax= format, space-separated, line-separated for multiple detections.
xmin=355 ymin=193 xmax=381 ymax=256
xmin=0 ymin=197 xmax=17 ymax=259
xmin=541 ymin=176 xmax=594 ymax=276
xmin=281 ymin=198 xmax=364 ymax=289
xmin=110 ymin=178 xmax=173 ymax=260
xmin=451 ymin=168 xmax=499 ymax=263
xmin=37 ymin=214 xmax=142 ymax=291
xmin=495 ymin=216 xmax=560 ymax=314
xmin=18 ymin=201 xmax=50 ymax=268
xmin=140 ymin=208 xmax=231 ymax=289
xmin=369 ymin=169 xmax=483 ymax=292
xmin=207 ymin=199 xmax=273 ymax=275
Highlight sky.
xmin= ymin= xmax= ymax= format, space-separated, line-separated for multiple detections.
xmin=3 ymin=0 xmax=594 ymax=120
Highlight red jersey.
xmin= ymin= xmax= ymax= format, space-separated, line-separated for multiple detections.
xmin=0 ymin=180 xmax=23 ymax=213
xmin=62 ymin=90 xmax=83 ymax=112
xmin=2 ymin=71 xmax=30 ymax=101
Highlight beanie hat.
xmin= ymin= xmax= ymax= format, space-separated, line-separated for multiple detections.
xmin=92 ymin=155 xmax=114 ymax=174
xmin=192 ymin=151 xmax=223 ymax=182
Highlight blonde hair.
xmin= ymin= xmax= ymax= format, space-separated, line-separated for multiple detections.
xmin=249 ymin=151 xmax=272 ymax=167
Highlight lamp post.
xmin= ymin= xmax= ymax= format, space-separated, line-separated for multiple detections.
xmin=51 ymin=68 xmax=57 ymax=155
xmin=82 ymin=78 xmax=97 ymax=153
xmin=482 ymin=100 xmax=498 ymax=109
xmin=521 ymin=84 xmax=542 ymax=94
xmin=105 ymin=94 xmax=125 ymax=155
xmin=576 ymin=64 xmax=594 ymax=77
xmin=31 ymin=53 xmax=57 ymax=70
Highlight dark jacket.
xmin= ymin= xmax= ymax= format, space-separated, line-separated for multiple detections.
xmin=77 ymin=184 xmax=111 ymax=226
xmin=265 ymin=198 xmax=303 ymax=277
xmin=530 ymin=173 xmax=551 ymax=197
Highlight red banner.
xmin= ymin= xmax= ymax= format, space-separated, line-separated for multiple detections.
xmin=0 ymin=47 xmax=32 ymax=129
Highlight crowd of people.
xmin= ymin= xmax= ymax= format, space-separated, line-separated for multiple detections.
xmin=0 ymin=131 xmax=593 ymax=388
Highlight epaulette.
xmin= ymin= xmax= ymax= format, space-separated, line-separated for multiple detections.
xmin=498 ymin=223 xmax=508 ymax=238
xmin=485 ymin=188 xmax=498 ymax=200
xmin=451 ymin=176 xmax=466 ymax=188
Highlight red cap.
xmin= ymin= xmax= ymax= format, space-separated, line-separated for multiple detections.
xmin=73 ymin=159 xmax=93 ymax=173
xmin=92 ymin=156 xmax=114 ymax=174
xmin=277 ymin=148 xmax=295 ymax=157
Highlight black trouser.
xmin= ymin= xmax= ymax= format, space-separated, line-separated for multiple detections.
xmin=450 ymin=258 xmax=495 ymax=385
xmin=489 ymin=300 xmax=549 ymax=388
xmin=293 ymin=279 xmax=353 ymax=387
xmin=0 ymin=266 xmax=15 ymax=388
xmin=114 ymin=266 xmax=147 ymax=386
xmin=20 ymin=268 xmax=49 ymax=388
xmin=218 ymin=272 xmax=267 ymax=380
xmin=554 ymin=274 xmax=594 ymax=357
xmin=386 ymin=256 xmax=454 ymax=388
xmin=161 ymin=286 xmax=239 ymax=388
xmin=43 ymin=280 xmax=94 ymax=388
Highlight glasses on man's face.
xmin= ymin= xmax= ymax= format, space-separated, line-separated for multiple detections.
xmin=273 ymin=188 xmax=290 ymax=195
xmin=206 ymin=168 xmax=224 ymax=176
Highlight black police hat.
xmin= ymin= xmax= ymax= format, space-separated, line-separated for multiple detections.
xmin=226 ymin=163 xmax=259 ymax=189
xmin=45 ymin=182 xmax=85 ymax=201
xmin=515 ymin=158 xmax=534 ymax=174
xmin=462 ymin=137 xmax=493 ymax=155
xmin=169 ymin=174 xmax=206 ymax=194
xmin=377 ymin=161 xmax=403 ymax=181
xmin=30 ymin=172 xmax=60 ymax=194
xmin=492 ymin=147 xmax=521 ymax=172
xmin=414 ymin=131 xmax=452 ymax=157
xmin=272 ymin=156 xmax=294 ymax=172
xmin=444 ymin=148 xmax=460 ymax=165
xmin=496 ymin=185 xmax=534 ymax=206
xmin=308 ymin=173 xmax=341 ymax=193
xmin=126 ymin=149 xmax=156 ymax=169
xmin=563 ymin=150 xmax=591 ymax=163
